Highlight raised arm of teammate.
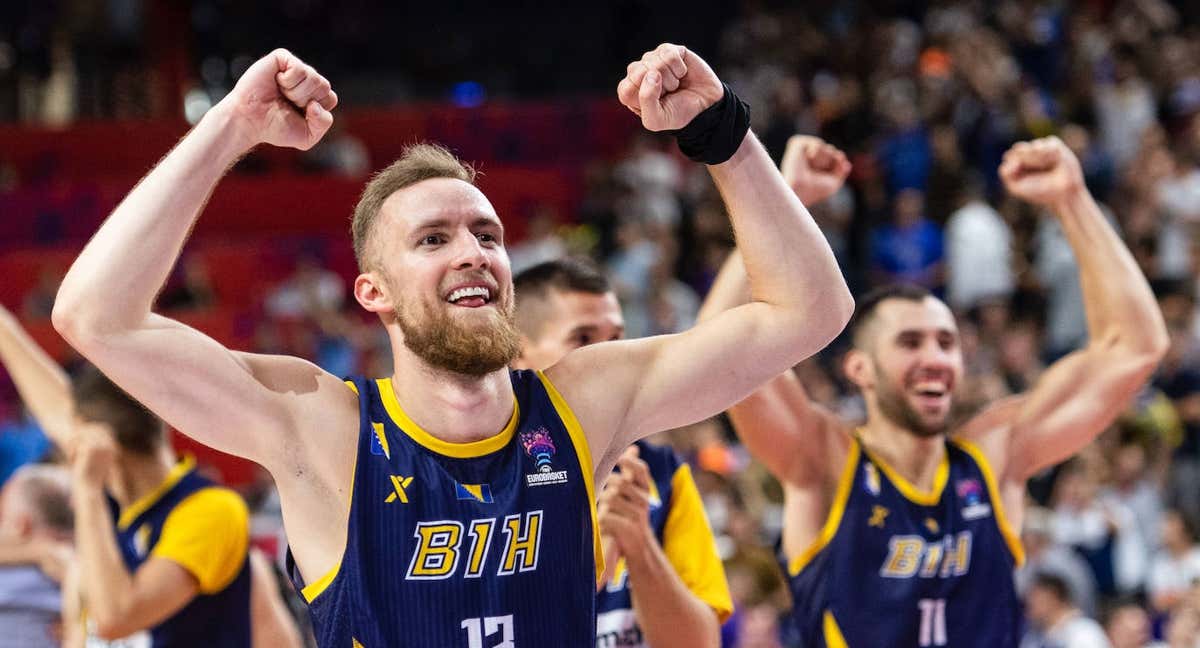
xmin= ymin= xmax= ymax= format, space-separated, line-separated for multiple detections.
xmin=0 ymin=305 xmax=74 ymax=448
xmin=960 ymin=137 xmax=1168 ymax=483
xmin=546 ymin=46 xmax=854 ymax=476
xmin=694 ymin=135 xmax=853 ymax=487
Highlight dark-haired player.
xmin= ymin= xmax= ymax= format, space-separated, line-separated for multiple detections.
xmin=700 ymin=136 xmax=1167 ymax=647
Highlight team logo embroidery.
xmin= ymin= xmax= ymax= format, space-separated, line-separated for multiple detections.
xmin=456 ymin=482 xmax=495 ymax=504
xmin=956 ymin=478 xmax=992 ymax=520
xmin=520 ymin=428 xmax=568 ymax=486
xmin=385 ymin=475 xmax=415 ymax=503
xmin=868 ymin=505 xmax=889 ymax=528
xmin=864 ymin=463 xmax=881 ymax=496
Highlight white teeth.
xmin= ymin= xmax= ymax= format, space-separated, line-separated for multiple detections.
xmin=914 ymin=382 xmax=948 ymax=396
xmin=447 ymin=286 xmax=490 ymax=303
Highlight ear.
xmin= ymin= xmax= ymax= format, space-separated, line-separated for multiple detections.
xmin=842 ymin=348 xmax=874 ymax=390
xmin=354 ymin=272 xmax=393 ymax=314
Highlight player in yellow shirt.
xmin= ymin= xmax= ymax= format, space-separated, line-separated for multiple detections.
xmin=0 ymin=305 xmax=301 ymax=647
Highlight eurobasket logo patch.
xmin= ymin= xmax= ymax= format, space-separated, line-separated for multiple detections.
xmin=455 ymin=482 xmax=495 ymax=504
xmin=520 ymin=427 xmax=568 ymax=486
xmin=956 ymin=478 xmax=992 ymax=520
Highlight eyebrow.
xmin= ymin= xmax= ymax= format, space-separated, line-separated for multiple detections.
xmin=412 ymin=216 xmax=503 ymax=233
xmin=895 ymin=327 xmax=957 ymax=337
xmin=568 ymin=323 xmax=625 ymax=336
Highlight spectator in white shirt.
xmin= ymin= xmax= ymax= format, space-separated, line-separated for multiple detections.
xmin=1022 ymin=573 xmax=1112 ymax=648
xmin=1148 ymin=510 xmax=1200 ymax=614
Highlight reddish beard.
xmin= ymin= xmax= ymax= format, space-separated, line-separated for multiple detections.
xmin=396 ymin=292 xmax=522 ymax=376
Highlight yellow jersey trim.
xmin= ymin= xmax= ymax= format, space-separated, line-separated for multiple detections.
xmin=860 ymin=438 xmax=949 ymax=507
xmin=789 ymin=440 xmax=860 ymax=576
xmin=377 ymin=378 xmax=520 ymax=458
xmin=301 ymin=381 xmax=364 ymax=603
xmin=950 ymin=439 xmax=1026 ymax=567
xmin=534 ymin=370 xmax=604 ymax=585
xmin=301 ymin=559 xmax=342 ymax=603
xmin=823 ymin=610 xmax=849 ymax=648
xmin=117 ymin=456 xmax=196 ymax=531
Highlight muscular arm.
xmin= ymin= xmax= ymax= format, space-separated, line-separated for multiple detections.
xmin=552 ymin=86 xmax=853 ymax=471
xmin=0 ymin=306 xmax=74 ymax=448
xmin=691 ymin=135 xmax=853 ymax=485
xmin=51 ymin=51 xmax=343 ymax=467
xmin=965 ymin=139 xmax=1168 ymax=481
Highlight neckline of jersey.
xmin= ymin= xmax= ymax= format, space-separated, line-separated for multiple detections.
xmin=116 ymin=455 xmax=196 ymax=530
xmin=854 ymin=432 xmax=949 ymax=506
xmin=376 ymin=378 xmax=521 ymax=459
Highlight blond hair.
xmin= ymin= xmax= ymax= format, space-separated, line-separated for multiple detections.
xmin=351 ymin=143 xmax=476 ymax=270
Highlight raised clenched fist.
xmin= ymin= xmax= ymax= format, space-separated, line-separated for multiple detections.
xmin=616 ymin=43 xmax=724 ymax=132
xmin=999 ymin=137 xmax=1086 ymax=208
xmin=219 ymin=48 xmax=338 ymax=152
xmin=780 ymin=135 xmax=852 ymax=206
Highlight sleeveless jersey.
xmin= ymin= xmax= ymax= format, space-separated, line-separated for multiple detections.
xmin=291 ymin=370 xmax=602 ymax=648
xmin=105 ymin=458 xmax=252 ymax=647
xmin=787 ymin=437 xmax=1024 ymax=648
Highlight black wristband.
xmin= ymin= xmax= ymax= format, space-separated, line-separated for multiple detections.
xmin=671 ymin=83 xmax=751 ymax=165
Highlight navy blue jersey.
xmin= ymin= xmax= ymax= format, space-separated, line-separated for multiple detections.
xmin=291 ymin=370 xmax=602 ymax=648
xmin=787 ymin=437 xmax=1024 ymax=648
xmin=106 ymin=457 xmax=252 ymax=648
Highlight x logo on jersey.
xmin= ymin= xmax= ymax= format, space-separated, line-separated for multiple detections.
xmin=385 ymin=475 xmax=415 ymax=504
xmin=868 ymin=505 xmax=889 ymax=528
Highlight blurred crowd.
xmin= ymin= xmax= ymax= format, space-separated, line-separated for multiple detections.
xmin=569 ymin=2 xmax=1200 ymax=645
xmin=3 ymin=1 xmax=1200 ymax=647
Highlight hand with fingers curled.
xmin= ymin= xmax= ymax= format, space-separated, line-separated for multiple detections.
xmin=218 ymin=48 xmax=339 ymax=153
xmin=69 ymin=422 xmax=118 ymax=492
xmin=780 ymin=135 xmax=853 ymax=206
xmin=598 ymin=446 xmax=657 ymax=560
xmin=999 ymin=136 xmax=1086 ymax=209
xmin=617 ymin=43 xmax=749 ymax=165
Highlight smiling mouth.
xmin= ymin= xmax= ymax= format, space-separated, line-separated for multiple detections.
xmin=446 ymin=286 xmax=493 ymax=308
xmin=911 ymin=380 xmax=951 ymax=408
